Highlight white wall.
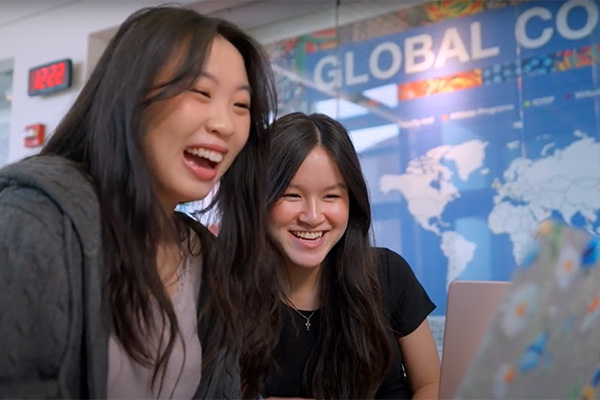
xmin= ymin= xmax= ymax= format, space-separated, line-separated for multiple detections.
xmin=0 ymin=0 xmax=198 ymax=163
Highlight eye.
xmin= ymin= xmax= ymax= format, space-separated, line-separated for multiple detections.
xmin=282 ymin=193 xmax=301 ymax=199
xmin=234 ymin=102 xmax=251 ymax=110
xmin=189 ymin=88 xmax=210 ymax=98
xmin=324 ymin=194 xmax=341 ymax=199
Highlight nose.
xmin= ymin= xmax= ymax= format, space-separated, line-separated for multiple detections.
xmin=206 ymin=103 xmax=235 ymax=137
xmin=298 ymin=198 xmax=324 ymax=226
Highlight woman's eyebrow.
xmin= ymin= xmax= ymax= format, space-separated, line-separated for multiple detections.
xmin=199 ymin=71 xmax=252 ymax=95
xmin=287 ymin=183 xmax=346 ymax=191
xmin=324 ymin=183 xmax=347 ymax=191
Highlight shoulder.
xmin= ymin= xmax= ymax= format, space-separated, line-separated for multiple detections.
xmin=374 ymin=247 xmax=410 ymax=266
xmin=374 ymin=247 xmax=414 ymax=285
xmin=0 ymin=155 xmax=91 ymax=186
xmin=1 ymin=155 xmax=101 ymax=246
xmin=0 ymin=174 xmax=77 ymax=282
xmin=0 ymin=156 xmax=97 ymax=217
xmin=0 ymin=185 xmax=64 ymax=233
xmin=373 ymin=247 xmax=436 ymax=336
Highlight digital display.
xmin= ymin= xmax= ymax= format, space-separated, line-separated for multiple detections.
xmin=28 ymin=59 xmax=72 ymax=96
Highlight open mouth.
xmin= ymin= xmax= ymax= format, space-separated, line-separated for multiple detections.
xmin=184 ymin=147 xmax=224 ymax=170
xmin=291 ymin=231 xmax=324 ymax=241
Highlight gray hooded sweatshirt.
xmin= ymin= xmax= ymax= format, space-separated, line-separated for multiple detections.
xmin=0 ymin=156 xmax=239 ymax=399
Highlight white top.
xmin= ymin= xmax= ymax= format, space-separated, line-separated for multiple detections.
xmin=107 ymin=253 xmax=203 ymax=399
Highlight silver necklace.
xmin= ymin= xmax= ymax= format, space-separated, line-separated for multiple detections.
xmin=286 ymin=301 xmax=318 ymax=331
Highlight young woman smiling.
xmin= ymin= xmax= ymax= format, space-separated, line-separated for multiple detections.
xmin=242 ymin=112 xmax=440 ymax=399
xmin=0 ymin=6 xmax=276 ymax=399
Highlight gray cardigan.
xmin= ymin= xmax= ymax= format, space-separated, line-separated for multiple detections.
xmin=0 ymin=156 xmax=239 ymax=399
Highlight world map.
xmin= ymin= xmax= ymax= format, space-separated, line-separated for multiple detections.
xmin=377 ymin=132 xmax=600 ymax=293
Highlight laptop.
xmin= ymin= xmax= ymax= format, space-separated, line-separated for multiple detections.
xmin=454 ymin=220 xmax=600 ymax=399
xmin=438 ymin=280 xmax=511 ymax=399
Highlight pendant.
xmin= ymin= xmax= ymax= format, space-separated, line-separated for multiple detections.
xmin=305 ymin=320 xmax=311 ymax=331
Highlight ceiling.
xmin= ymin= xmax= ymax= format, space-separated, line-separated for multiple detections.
xmin=90 ymin=0 xmax=337 ymax=42
xmin=0 ymin=1 xmax=76 ymax=29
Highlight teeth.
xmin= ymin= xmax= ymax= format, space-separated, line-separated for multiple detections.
xmin=185 ymin=147 xmax=224 ymax=163
xmin=292 ymin=231 xmax=323 ymax=240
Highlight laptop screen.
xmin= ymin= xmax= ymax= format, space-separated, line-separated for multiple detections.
xmin=439 ymin=280 xmax=510 ymax=399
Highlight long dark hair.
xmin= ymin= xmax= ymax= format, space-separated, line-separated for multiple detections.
xmin=241 ymin=112 xmax=392 ymax=398
xmin=41 ymin=5 xmax=277 ymax=391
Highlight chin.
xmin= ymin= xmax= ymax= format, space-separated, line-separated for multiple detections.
xmin=287 ymin=256 xmax=324 ymax=270
xmin=298 ymin=263 xmax=321 ymax=269
xmin=184 ymin=184 xmax=215 ymax=202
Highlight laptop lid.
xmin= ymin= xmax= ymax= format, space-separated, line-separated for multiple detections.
xmin=438 ymin=280 xmax=511 ymax=399
xmin=455 ymin=221 xmax=600 ymax=399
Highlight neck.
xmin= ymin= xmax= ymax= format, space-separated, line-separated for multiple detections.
xmin=283 ymin=262 xmax=321 ymax=310
xmin=157 ymin=237 xmax=182 ymax=272
xmin=156 ymin=216 xmax=183 ymax=292
xmin=157 ymin=189 xmax=178 ymax=216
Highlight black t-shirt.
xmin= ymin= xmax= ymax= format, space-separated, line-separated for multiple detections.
xmin=264 ymin=247 xmax=436 ymax=399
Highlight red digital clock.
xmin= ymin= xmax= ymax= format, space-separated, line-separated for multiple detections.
xmin=28 ymin=58 xmax=73 ymax=96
